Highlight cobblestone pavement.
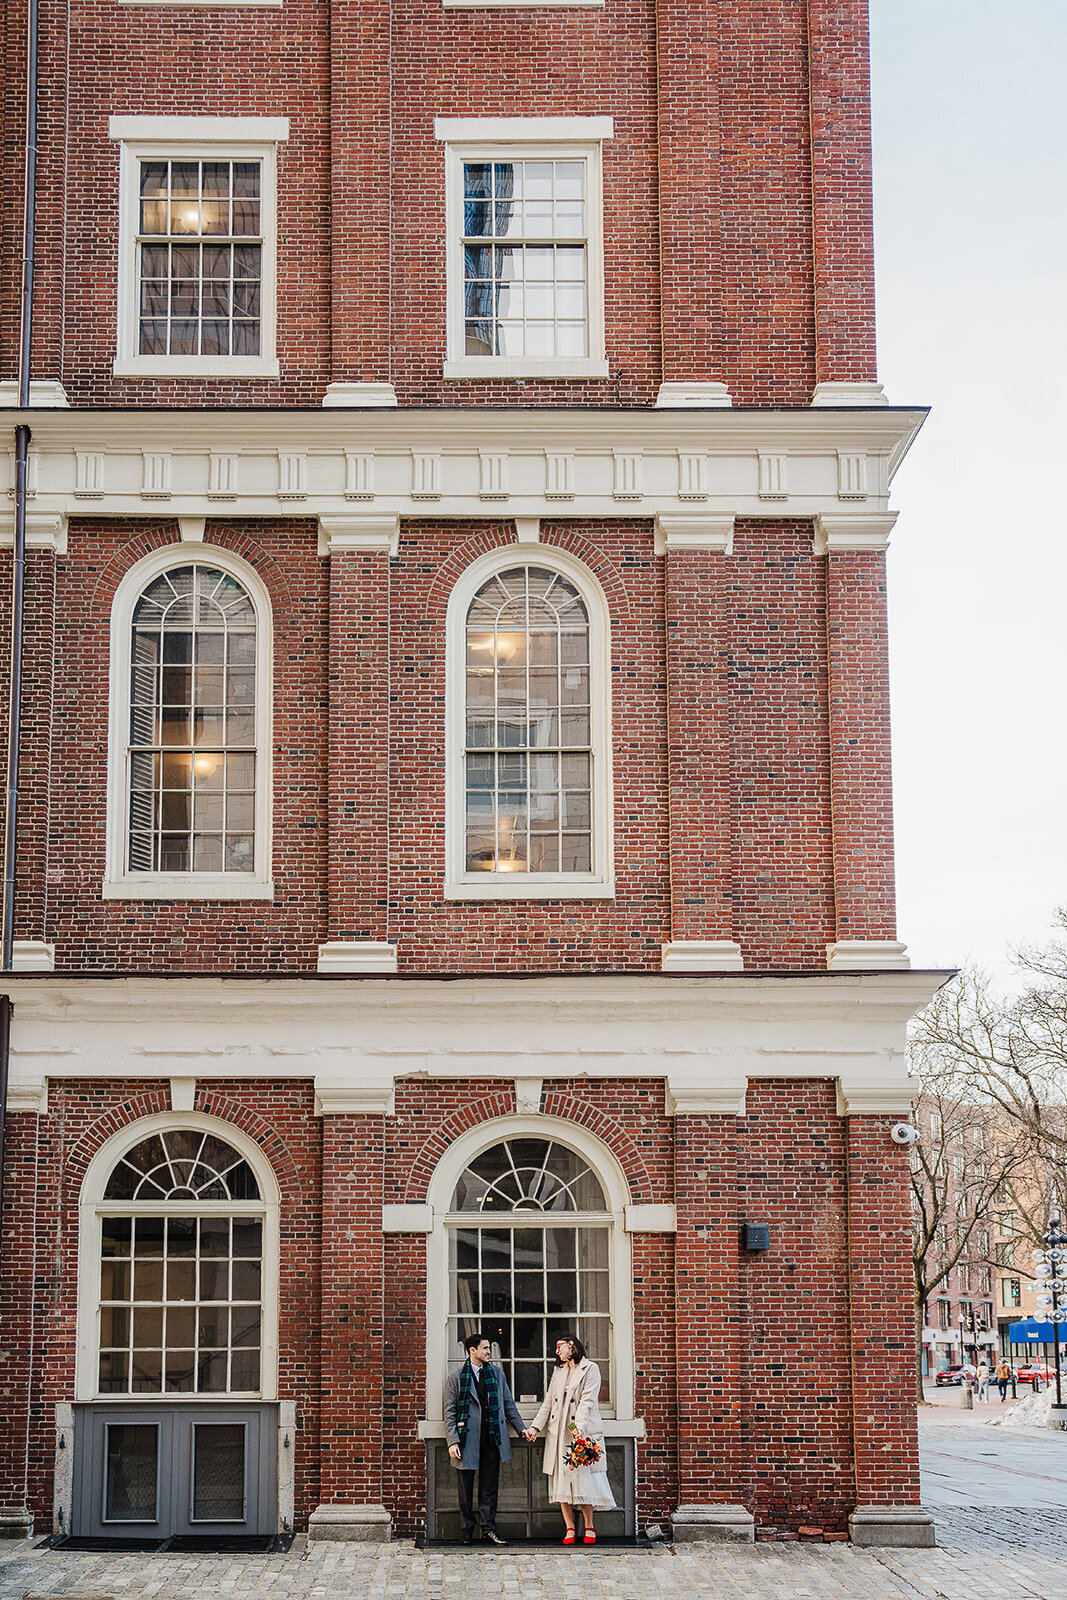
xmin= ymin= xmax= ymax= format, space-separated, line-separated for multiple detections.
xmin=3 ymin=1536 xmax=1067 ymax=1600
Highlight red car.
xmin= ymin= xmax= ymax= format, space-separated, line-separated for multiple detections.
xmin=1016 ymin=1361 xmax=1054 ymax=1384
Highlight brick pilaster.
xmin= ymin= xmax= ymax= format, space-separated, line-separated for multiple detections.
xmin=319 ymin=1112 xmax=385 ymax=1505
xmin=0 ymin=1108 xmax=39 ymax=1525
xmin=664 ymin=551 xmax=733 ymax=946
xmin=825 ymin=552 xmax=896 ymax=943
xmin=806 ymin=0 xmax=878 ymax=385
xmin=328 ymin=0 xmax=391 ymax=385
xmin=13 ymin=550 xmax=57 ymax=948
xmin=654 ymin=0 xmax=725 ymax=386
xmin=845 ymin=1116 xmax=921 ymax=1506
xmin=326 ymin=550 xmax=390 ymax=942
xmin=673 ymin=1113 xmax=741 ymax=1505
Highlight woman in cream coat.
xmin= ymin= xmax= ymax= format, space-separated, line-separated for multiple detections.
xmin=528 ymin=1335 xmax=616 ymax=1544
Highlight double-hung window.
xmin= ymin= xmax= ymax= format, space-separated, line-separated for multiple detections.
xmin=437 ymin=118 xmax=612 ymax=379
xmin=109 ymin=117 xmax=288 ymax=378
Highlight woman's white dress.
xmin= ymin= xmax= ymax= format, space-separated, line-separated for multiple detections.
xmin=532 ymin=1360 xmax=617 ymax=1510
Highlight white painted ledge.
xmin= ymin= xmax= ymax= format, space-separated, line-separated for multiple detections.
xmin=665 ymin=1078 xmax=748 ymax=1117
xmin=813 ymin=512 xmax=898 ymax=553
xmin=661 ymin=940 xmax=744 ymax=972
xmin=321 ymin=382 xmax=398 ymax=408
xmin=655 ymin=381 xmax=732 ymax=409
xmin=624 ymin=1203 xmax=677 ymax=1233
xmin=109 ymin=115 xmax=291 ymax=142
xmin=317 ymin=518 xmax=400 ymax=558
xmin=6 ymin=1076 xmax=47 ymax=1114
xmin=811 ymin=381 xmax=888 ymax=407
xmin=0 ymin=380 xmax=69 ymax=407
xmin=314 ymin=1078 xmax=395 ymax=1116
xmin=11 ymin=939 xmax=55 ymax=972
xmin=316 ymin=940 xmax=398 ymax=974
xmin=654 ymin=516 xmax=734 ymax=556
xmin=382 ymin=1203 xmax=433 ymax=1234
xmin=827 ymin=940 xmax=911 ymax=972
xmin=835 ymin=1076 xmax=916 ymax=1117
xmin=0 ymin=512 xmax=67 ymax=553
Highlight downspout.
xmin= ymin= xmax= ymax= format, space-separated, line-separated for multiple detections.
xmin=1 ymin=0 xmax=41 ymax=1287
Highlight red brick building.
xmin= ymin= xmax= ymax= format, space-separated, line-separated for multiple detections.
xmin=0 ymin=0 xmax=941 ymax=1549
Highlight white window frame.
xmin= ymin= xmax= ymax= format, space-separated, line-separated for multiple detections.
xmin=109 ymin=116 xmax=288 ymax=378
xmin=75 ymin=1112 xmax=281 ymax=1404
xmin=445 ymin=542 xmax=614 ymax=901
xmin=103 ymin=543 xmax=274 ymax=901
xmin=436 ymin=117 xmax=612 ymax=380
xmin=422 ymin=1114 xmax=635 ymax=1425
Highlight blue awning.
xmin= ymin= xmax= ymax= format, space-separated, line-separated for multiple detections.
xmin=1008 ymin=1319 xmax=1062 ymax=1343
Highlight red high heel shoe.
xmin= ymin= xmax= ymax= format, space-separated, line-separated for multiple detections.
xmin=584 ymin=1530 xmax=597 ymax=1544
xmin=562 ymin=1529 xmax=576 ymax=1545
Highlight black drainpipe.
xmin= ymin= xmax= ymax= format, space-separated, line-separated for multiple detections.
xmin=1 ymin=0 xmax=41 ymax=1287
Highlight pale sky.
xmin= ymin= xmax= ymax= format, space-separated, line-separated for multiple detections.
xmin=870 ymin=0 xmax=1067 ymax=985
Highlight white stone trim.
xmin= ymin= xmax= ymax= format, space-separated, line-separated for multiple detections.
xmin=178 ymin=516 xmax=206 ymax=542
xmin=169 ymin=1075 xmax=196 ymax=1111
xmin=6 ymin=1075 xmax=47 ymax=1114
xmin=0 ymin=512 xmax=67 ymax=553
xmin=10 ymin=939 xmax=55 ymax=972
xmin=316 ymin=940 xmax=398 ymax=974
xmin=423 ymin=1113 xmax=635 ymax=1424
xmin=2 ymin=407 xmax=924 ymax=525
xmin=665 ymin=1078 xmax=748 ymax=1117
xmin=624 ymin=1203 xmax=676 ymax=1233
xmin=103 ymin=542 xmax=274 ymax=899
xmin=314 ymin=1079 xmax=395 ymax=1116
xmin=514 ymin=1076 xmax=543 ymax=1113
xmin=835 ymin=1078 xmax=917 ymax=1117
xmin=0 ymin=379 xmax=69 ymax=407
xmin=74 ymin=1110 xmax=281 ymax=1403
xmin=654 ymin=516 xmax=734 ymax=555
xmin=813 ymin=512 xmax=898 ymax=554
xmin=811 ymin=381 xmax=888 ymax=407
xmin=661 ymin=940 xmax=743 ymax=972
xmin=654 ymin=381 xmax=732 ymax=408
xmin=317 ymin=516 xmax=399 ymax=557
xmin=278 ymin=1401 xmax=296 ymax=1533
xmin=444 ymin=542 xmax=614 ymax=900
xmin=382 ymin=1203 xmax=433 ymax=1233
xmin=827 ymin=940 xmax=910 ymax=972
xmin=109 ymin=118 xmax=287 ymax=379
xmin=438 ymin=124 xmax=610 ymax=381
xmin=321 ymin=382 xmax=398 ymax=408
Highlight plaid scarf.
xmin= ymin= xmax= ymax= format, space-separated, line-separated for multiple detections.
xmin=455 ymin=1358 xmax=501 ymax=1443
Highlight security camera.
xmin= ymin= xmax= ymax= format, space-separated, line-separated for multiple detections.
xmin=890 ymin=1122 xmax=920 ymax=1146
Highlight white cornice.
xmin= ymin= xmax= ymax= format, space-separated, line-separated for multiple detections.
xmin=0 ymin=971 xmax=950 ymax=1117
xmin=1 ymin=408 xmax=925 ymax=543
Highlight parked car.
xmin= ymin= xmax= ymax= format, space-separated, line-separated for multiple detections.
xmin=934 ymin=1364 xmax=977 ymax=1386
xmin=1016 ymin=1361 xmax=1053 ymax=1385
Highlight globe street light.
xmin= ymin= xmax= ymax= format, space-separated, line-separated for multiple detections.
xmin=1031 ymin=1214 xmax=1067 ymax=1423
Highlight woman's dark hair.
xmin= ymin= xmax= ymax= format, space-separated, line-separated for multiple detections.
xmin=553 ymin=1334 xmax=587 ymax=1366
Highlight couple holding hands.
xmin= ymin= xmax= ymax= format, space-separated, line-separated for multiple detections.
xmin=444 ymin=1331 xmax=616 ymax=1546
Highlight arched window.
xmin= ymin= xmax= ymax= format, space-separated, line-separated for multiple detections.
xmin=81 ymin=1121 xmax=278 ymax=1400
xmin=446 ymin=548 xmax=612 ymax=900
xmin=445 ymin=1135 xmax=616 ymax=1408
xmin=105 ymin=548 xmax=273 ymax=899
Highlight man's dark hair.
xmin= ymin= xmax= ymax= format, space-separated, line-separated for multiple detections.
xmin=464 ymin=1331 xmax=490 ymax=1353
xmin=553 ymin=1334 xmax=587 ymax=1366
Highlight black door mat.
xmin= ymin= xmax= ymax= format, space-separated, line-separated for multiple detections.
xmin=38 ymin=1534 xmax=295 ymax=1555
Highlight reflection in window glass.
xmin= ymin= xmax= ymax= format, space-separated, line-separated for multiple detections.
xmin=127 ymin=565 xmax=257 ymax=875
xmin=465 ymin=568 xmax=591 ymax=876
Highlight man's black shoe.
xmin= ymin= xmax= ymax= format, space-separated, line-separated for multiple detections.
xmin=483 ymin=1529 xmax=508 ymax=1546
xmin=461 ymin=1529 xmax=474 ymax=1544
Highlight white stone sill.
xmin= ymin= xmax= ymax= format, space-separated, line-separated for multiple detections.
xmin=443 ymin=876 xmax=614 ymax=901
xmin=443 ymin=359 xmax=610 ymax=381
xmin=102 ymin=875 xmax=275 ymax=901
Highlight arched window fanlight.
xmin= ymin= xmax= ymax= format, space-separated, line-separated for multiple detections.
xmin=104 ymin=1128 xmax=261 ymax=1202
xmin=451 ymin=1137 xmax=607 ymax=1213
xmin=128 ymin=563 xmax=258 ymax=874
xmin=464 ymin=566 xmax=592 ymax=876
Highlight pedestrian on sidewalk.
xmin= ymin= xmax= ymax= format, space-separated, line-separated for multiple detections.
xmin=976 ymin=1358 xmax=991 ymax=1401
xmin=995 ymin=1357 xmax=1012 ymax=1401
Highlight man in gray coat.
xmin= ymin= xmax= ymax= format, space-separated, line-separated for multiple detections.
xmin=445 ymin=1332 xmax=531 ymax=1544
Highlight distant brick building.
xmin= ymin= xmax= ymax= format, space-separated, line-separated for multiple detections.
xmin=0 ymin=0 xmax=940 ymax=1549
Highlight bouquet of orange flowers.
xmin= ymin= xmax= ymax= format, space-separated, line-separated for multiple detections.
xmin=563 ymin=1420 xmax=602 ymax=1470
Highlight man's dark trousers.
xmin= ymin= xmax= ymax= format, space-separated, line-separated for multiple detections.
xmin=457 ymin=1438 xmax=501 ymax=1535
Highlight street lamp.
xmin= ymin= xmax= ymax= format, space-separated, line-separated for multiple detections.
xmin=1031 ymin=1214 xmax=1067 ymax=1423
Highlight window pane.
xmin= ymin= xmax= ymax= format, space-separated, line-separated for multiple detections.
xmin=193 ymin=1424 xmax=245 ymax=1521
xmin=105 ymin=1425 xmax=158 ymax=1521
